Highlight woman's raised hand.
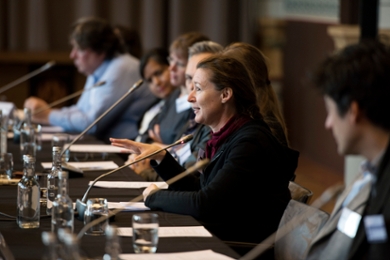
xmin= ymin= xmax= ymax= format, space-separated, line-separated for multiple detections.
xmin=110 ymin=138 xmax=166 ymax=162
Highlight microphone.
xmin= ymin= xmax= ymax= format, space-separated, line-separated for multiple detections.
xmin=60 ymin=79 xmax=144 ymax=174
xmin=0 ymin=61 xmax=56 ymax=95
xmin=32 ymin=80 xmax=106 ymax=115
xmin=239 ymin=182 xmax=345 ymax=260
xmin=77 ymin=158 xmax=210 ymax=239
xmin=75 ymin=134 xmax=194 ymax=220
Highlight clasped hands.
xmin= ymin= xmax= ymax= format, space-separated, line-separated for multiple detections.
xmin=110 ymin=138 xmax=166 ymax=201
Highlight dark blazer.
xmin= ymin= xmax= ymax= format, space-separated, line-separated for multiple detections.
xmin=349 ymin=141 xmax=390 ymax=259
xmin=140 ymin=88 xmax=193 ymax=144
xmin=145 ymin=119 xmax=299 ymax=243
xmin=95 ymin=85 xmax=159 ymax=142
xmin=306 ymin=141 xmax=390 ymax=260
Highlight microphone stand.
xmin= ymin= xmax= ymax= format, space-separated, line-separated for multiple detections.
xmin=75 ymin=134 xmax=194 ymax=220
xmin=59 ymin=79 xmax=144 ymax=174
xmin=32 ymin=81 xmax=106 ymax=115
xmin=77 ymin=158 xmax=210 ymax=239
xmin=0 ymin=61 xmax=56 ymax=94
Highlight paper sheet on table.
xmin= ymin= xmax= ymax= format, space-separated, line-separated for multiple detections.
xmin=89 ymin=181 xmax=168 ymax=189
xmin=119 ymin=250 xmax=235 ymax=260
xmin=41 ymin=126 xmax=65 ymax=133
xmin=118 ymin=226 xmax=212 ymax=238
xmin=107 ymin=202 xmax=150 ymax=211
xmin=41 ymin=161 xmax=118 ymax=170
xmin=40 ymin=133 xmax=78 ymax=141
xmin=68 ymin=144 xmax=127 ymax=153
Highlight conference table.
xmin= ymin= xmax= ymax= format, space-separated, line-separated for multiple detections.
xmin=0 ymin=135 xmax=240 ymax=259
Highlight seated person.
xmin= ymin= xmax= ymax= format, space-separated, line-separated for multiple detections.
xmin=130 ymin=41 xmax=223 ymax=181
xmin=222 ymin=42 xmax=289 ymax=146
xmin=305 ymin=40 xmax=390 ymax=260
xmin=129 ymin=48 xmax=176 ymax=180
xmin=139 ymin=31 xmax=209 ymax=145
xmin=111 ymin=54 xmax=299 ymax=245
xmin=24 ymin=17 xmax=158 ymax=141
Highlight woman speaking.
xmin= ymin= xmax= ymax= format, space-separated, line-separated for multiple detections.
xmin=110 ymin=54 xmax=299 ymax=245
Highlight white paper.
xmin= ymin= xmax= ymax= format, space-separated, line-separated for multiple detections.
xmin=40 ymin=133 xmax=78 ymax=141
xmin=119 ymin=250 xmax=235 ymax=260
xmin=89 ymin=181 xmax=168 ymax=189
xmin=68 ymin=144 xmax=127 ymax=153
xmin=107 ymin=202 xmax=150 ymax=211
xmin=41 ymin=161 xmax=118 ymax=171
xmin=118 ymin=226 xmax=212 ymax=238
xmin=40 ymin=125 xmax=65 ymax=133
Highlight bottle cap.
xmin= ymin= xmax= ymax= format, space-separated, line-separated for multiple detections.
xmin=52 ymin=146 xmax=61 ymax=152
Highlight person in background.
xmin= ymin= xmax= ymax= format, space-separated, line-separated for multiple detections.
xmin=24 ymin=17 xmax=157 ymax=141
xmin=169 ymin=40 xmax=224 ymax=168
xmin=222 ymin=42 xmax=289 ymax=147
xmin=129 ymin=48 xmax=176 ymax=180
xmin=111 ymin=54 xmax=298 ymax=247
xmin=305 ymin=40 xmax=390 ymax=260
xmin=131 ymin=41 xmax=224 ymax=181
xmin=141 ymin=32 xmax=209 ymax=145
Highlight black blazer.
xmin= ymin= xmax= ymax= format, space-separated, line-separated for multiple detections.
xmin=145 ymin=119 xmax=299 ymax=243
xmin=348 ymin=140 xmax=390 ymax=259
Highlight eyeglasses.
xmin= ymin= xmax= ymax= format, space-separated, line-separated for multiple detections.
xmin=167 ymin=56 xmax=186 ymax=68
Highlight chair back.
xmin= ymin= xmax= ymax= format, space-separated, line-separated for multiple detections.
xmin=274 ymin=200 xmax=329 ymax=260
xmin=289 ymin=181 xmax=313 ymax=204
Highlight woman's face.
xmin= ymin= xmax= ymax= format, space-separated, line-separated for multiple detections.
xmin=143 ymin=59 xmax=175 ymax=99
xmin=188 ymin=68 xmax=224 ymax=130
xmin=168 ymin=52 xmax=187 ymax=87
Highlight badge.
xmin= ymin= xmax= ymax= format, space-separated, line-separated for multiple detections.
xmin=337 ymin=207 xmax=362 ymax=238
xmin=364 ymin=215 xmax=388 ymax=243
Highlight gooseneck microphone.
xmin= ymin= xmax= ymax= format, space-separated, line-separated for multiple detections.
xmin=33 ymin=80 xmax=106 ymax=115
xmin=59 ymin=79 xmax=144 ymax=174
xmin=0 ymin=60 xmax=56 ymax=94
xmin=77 ymin=158 xmax=210 ymax=239
xmin=75 ymin=134 xmax=194 ymax=220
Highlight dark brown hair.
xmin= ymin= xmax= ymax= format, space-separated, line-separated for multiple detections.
xmin=197 ymin=54 xmax=261 ymax=119
xmin=70 ymin=17 xmax=124 ymax=59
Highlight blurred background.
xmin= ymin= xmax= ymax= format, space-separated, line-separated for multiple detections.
xmin=1 ymin=0 xmax=389 ymax=212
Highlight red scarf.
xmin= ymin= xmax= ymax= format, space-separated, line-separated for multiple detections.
xmin=205 ymin=115 xmax=251 ymax=159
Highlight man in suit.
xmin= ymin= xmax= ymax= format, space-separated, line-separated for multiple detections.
xmin=305 ymin=40 xmax=390 ymax=259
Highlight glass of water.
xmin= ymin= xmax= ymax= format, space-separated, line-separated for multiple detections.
xmin=84 ymin=198 xmax=109 ymax=236
xmin=132 ymin=213 xmax=159 ymax=253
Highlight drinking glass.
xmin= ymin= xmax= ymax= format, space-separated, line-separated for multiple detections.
xmin=0 ymin=153 xmax=13 ymax=179
xmin=52 ymin=134 xmax=70 ymax=163
xmin=132 ymin=213 xmax=159 ymax=253
xmin=84 ymin=198 xmax=109 ymax=236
